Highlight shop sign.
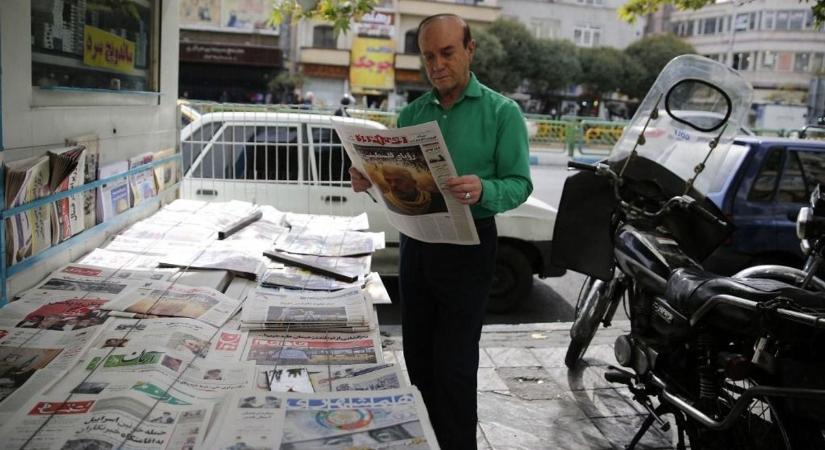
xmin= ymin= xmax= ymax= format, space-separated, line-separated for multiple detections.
xmin=180 ymin=43 xmax=282 ymax=67
xmin=83 ymin=25 xmax=135 ymax=73
xmin=357 ymin=10 xmax=395 ymax=37
xmin=350 ymin=37 xmax=395 ymax=93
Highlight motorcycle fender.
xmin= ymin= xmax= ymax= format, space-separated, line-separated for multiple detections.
xmin=551 ymin=170 xmax=617 ymax=281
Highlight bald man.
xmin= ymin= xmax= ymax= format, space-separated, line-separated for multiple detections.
xmin=350 ymin=14 xmax=532 ymax=448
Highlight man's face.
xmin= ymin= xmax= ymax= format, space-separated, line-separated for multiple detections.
xmin=384 ymin=171 xmax=417 ymax=196
xmin=418 ymin=17 xmax=475 ymax=97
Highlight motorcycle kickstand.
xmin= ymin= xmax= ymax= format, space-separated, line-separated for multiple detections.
xmin=624 ymin=403 xmax=670 ymax=450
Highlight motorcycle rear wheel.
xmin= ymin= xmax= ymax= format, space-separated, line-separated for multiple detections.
xmin=565 ymin=276 xmax=615 ymax=368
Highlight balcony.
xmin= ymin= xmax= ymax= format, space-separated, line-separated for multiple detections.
xmin=398 ymin=0 xmax=500 ymax=22
xmin=299 ymin=48 xmax=350 ymax=66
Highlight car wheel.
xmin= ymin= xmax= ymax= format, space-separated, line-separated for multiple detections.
xmin=488 ymin=244 xmax=533 ymax=314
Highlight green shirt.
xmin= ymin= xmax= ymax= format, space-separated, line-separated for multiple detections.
xmin=397 ymin=73 xmax=533 ymax=219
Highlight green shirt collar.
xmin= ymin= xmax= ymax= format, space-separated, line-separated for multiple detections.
xmin=428 ymin=72 xmax=482 ymax=107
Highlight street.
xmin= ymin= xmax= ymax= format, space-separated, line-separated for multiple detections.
xmin=377 ymin=160 xmax=591 ymax=325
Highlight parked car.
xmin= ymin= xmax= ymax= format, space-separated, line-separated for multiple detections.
xmin=180 ymin=112 xmax=564 ymax=312
xmin=702 ymin=136 xmax=825 ymax=274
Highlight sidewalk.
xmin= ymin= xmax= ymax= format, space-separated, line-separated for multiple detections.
xmin=379 ymin=321 xmax=675 ymax=450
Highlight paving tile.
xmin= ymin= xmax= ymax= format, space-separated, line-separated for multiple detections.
xmin=528 ymin=346 xmax=569 ymax=368
xmin=479 ymin=348 xmax=495 ymax=368
xmin=496 ymin=367 xmax=566 ymax=400
xmin=582 ymin=344 xmax=617 ymax=366
xmin=567 ymin=389 xmax=643 ymax=419
xmin=477 ymin=425 xmax=491 ymax=450
xmin=590 ymin=415 xmax=673 ymax=450
xmin=478 ymin=367 xmax=509 ymax=392
xmin=478 ymin=392 xmax=611 ymax=450
xmin=486 ymin=347 xmax=542 ymax=367
xmin=544 ymin=366 xmax=613 ymax=391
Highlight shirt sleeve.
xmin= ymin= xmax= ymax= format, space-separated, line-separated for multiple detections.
xmin=478 ymin=100 xmax=533 ymax=213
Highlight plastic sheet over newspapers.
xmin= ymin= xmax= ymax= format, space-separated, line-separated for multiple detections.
xmin=0 ymin=199 xmax=439 ymax=449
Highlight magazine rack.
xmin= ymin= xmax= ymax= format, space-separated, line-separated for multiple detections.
xmin=0 ymin=153 xmax=182 ymax=306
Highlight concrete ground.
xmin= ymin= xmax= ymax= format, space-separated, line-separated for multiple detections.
xmin=380 ymin=321 xmax=676 ymax=450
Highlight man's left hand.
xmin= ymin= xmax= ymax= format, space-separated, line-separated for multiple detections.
xmin=446 ymin=175 xmax=482 ymax=205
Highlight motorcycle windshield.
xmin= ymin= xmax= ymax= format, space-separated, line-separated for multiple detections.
xmin=608 ymin=55 xmax=753 ymax=198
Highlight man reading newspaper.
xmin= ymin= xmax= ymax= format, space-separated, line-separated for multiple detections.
xmin=349 ymin=13 xmax=532 ymax=450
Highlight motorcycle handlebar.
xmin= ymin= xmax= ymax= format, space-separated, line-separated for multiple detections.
xmin=567 ymin=161 xmax=597 ymax=172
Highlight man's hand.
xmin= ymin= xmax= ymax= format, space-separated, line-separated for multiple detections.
xmin=349 ymin=167 xmax=373 ymax=192
xmin=446 ymin=175 xmax=482 ymax=205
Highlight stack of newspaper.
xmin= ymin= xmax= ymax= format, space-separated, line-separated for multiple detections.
xmin=240 ymin=288 xmax=374 ymax=332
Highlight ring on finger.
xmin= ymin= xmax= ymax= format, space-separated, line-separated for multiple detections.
xmin=463 ymin=192 xmax=471 ymax=200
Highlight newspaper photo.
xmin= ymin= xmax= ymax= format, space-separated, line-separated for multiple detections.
xmin=102 ymin=281 xmax=243 ymax=327
xmin=309 ymin=363 xmax=406 ymax=392
xmin=241 ymin=330 xmax=383 ymax=366
xmin=333 ymin=120 xmax=479 ymax=245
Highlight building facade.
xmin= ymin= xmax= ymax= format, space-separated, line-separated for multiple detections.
xmin=292 ymin=0 xmax=501 ymax=109
xmin=667 ymin=0 xmax=825 ymax=128
xmin=178 ymin=0 xmax=284 ymax=103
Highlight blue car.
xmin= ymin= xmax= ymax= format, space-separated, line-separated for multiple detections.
xmin=703 ymin=136 xmax=825 ymax=274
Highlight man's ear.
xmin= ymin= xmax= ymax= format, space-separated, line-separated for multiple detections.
xmin=467 ymin=39 xmax=476 ymax=61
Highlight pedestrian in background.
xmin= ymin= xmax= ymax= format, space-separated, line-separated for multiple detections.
xmin=348 ymin=13 xmax=532 ymax=449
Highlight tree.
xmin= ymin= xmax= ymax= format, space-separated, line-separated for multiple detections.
xmin=577 ymin=47 xmax=627 ymax=95
xmin=268 ymin=0 xmax=379 ymax=35
xmin=624 ymin=34 xmax=695 ymax=99
xmin=470 ymin=27 xmax=510 ymax=93
xmin=486 ymin=19 xmax=538 ymax=92
xmin=619 ymin=0 xmax=824 ymax=25
xmin=527 ymin=39 xmax=581 ymax=95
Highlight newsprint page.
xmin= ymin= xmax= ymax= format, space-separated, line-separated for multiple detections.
xmin=333 ymin=121 xmax=479 ymax=245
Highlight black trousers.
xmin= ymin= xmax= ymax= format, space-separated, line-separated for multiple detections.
xmin=399 ymin=218 xmax=497 ymax=450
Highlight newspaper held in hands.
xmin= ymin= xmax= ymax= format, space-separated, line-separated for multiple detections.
xmin=333 ymin=120 xmax=479 ymax=245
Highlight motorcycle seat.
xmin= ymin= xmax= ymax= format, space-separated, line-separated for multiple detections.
xmin=665 ymin=268 xmax=825 ymax=325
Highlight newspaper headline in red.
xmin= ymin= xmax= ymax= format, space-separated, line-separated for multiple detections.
xmin=216 ymin=331 xmax=241 ymax=351
xmin=61 ymin=265 xmax=103 ymax=277
xmin=29 ymin=400 xmax=95 ymax=415
xmin=353 ymin=134 xmax=408 ymax=146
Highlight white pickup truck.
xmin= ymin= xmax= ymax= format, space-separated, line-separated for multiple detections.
xmin=180 ymin=111 xmax=564 ymax=312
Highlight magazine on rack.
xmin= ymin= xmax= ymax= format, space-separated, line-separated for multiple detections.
xmin=206 ymin=387 xmax=439 ymax=450
xmin=49 ymin=144 xmax=87 ymax=244
xmin=97 ymin=159 xmax=130 ymax=223
xmin=4 ymin=154 xmax=52 ymax=265
xmin=66 ymin=133 xmax=100 ymax=230
xmin=128 ymin=151 xmax=157 ymax=207
xmin=334 ymin=119 xmax=479 ymax=245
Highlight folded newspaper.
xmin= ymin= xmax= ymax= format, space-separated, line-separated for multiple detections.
xmin=241 ymin=288 xmax=372 ymax=332
xmin=333 ymin=120 xmax=479 ymax=245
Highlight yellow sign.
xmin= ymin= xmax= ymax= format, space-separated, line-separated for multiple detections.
xmin=83 ymin=25 xmax=136 ymax=73
xmin=350 ymin=37 xmax=395 ymax=93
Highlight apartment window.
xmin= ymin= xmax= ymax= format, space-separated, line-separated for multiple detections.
xmin=732 ymin=52 xmax=752 ymax=71
xmin=763 ymin=11 xmax=775 ymax=30
xmin=813 ymin=53 xmax=825 ymax=72
xmin=573 ymin=26 xmax=601 ymax=47
xmin=686 ymin=20 xmax=695 ymax=36
xmin=404 ymin=30 xmax=419 ymax=54
xmin=313 ymin=25 xmax=336 ymax=49
xmin=776 ymin=11 xmax=789 ymax=29
xmin=577 ymin=0 xmax=605 ymax=5
xmin=776 ymin=52 xmax=794 ymax=71
xmin=805 ymin=11 xmax=815 ymax=29
xmin=531 ymin=18 xmax=560 ymax=39
xmin=703 ymin=18 xmax=717 ymax=34
xmin=795 ymin=52 xmax=811 ymax=72
xmin=761 ymin=51 xmax=776 ymax=70
xmin=789 ymin=11 xmax=805 ymax=29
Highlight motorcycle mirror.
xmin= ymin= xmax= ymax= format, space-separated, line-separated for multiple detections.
xmin=665 ymin=79 xmax=731 ymax=133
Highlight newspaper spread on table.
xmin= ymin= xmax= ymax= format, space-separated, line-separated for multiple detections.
xmin=241 ymin=330 xmax=383 ymax=366
xmin=308 ymin=363 xmax=406 ymax=392
xmin=334 ymin=120 xmax=479 ymax=245
xmin=241 ymin=288 xmax=371 ymax=332
xmin=206 ymin=387 xmax=439 ymax=449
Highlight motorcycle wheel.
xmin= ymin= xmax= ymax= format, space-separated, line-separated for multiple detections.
xmin=565 ymin=276 xmax=615 ymax=368
xmin=683 ymin=379 xmax=793 ymax=450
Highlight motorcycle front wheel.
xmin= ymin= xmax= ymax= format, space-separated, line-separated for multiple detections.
xmin=565 ymin=276 xmax=617 ymax=368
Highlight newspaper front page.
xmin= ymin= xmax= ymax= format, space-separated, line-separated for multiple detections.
xmin=334 ymin=120 xmax=479 ymax=245
xmin=241 ymin=330 xmax=383 ymax=367
xmin=309 ymin=363 xmax=406 ymax=392
xmin=207 ymin=387 xmax=439 ymax=449
xmin=241 ymin=288 xmax=371 ymax=332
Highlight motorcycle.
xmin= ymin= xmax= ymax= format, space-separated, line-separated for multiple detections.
xmin=551 ymin=55 xmax=825 ymax=449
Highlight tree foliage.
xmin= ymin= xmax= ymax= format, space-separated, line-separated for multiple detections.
xmin=485 ymin=19 xmax=538 ymax=92
xmin=624 ymin=33 xmax=695 ymax=99
xmin=578 ymin=47 xmax=626 ymax=95
xmin=269 ymin=0 xmax=380 ymax=35
xmin=528 ymin=39 xmax=581 ymax=95
xmin=470 ymin=28 xmax=510 ymax=93
xmin=619 ymin=0 xmax=824 ymax=25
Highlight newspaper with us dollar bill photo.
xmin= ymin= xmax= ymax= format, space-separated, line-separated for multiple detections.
xmin=333 ymin=120 xmax=479 ymax=245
